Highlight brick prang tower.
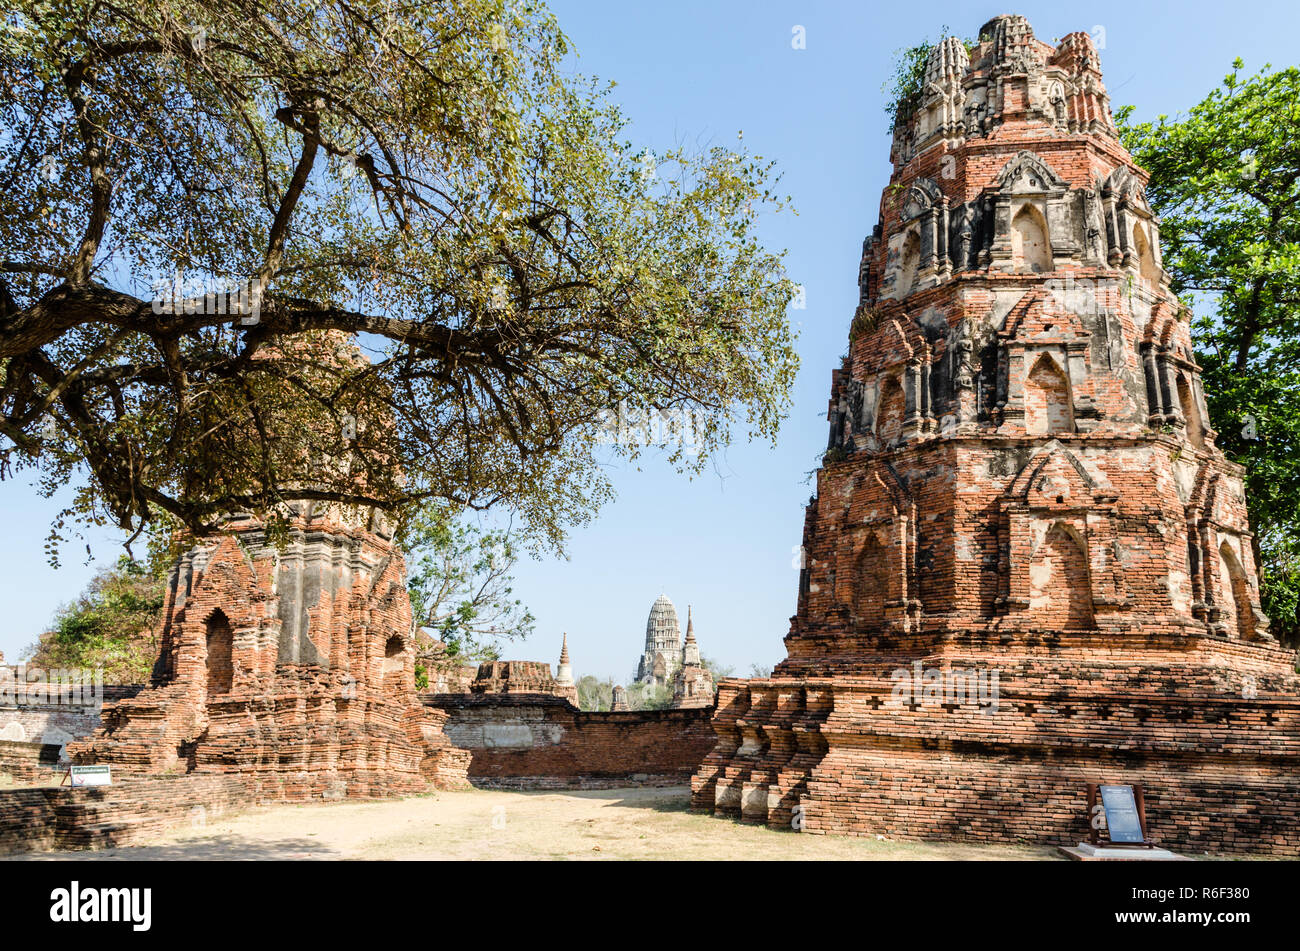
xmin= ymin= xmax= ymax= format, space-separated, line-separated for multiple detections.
xmin=69 ymin=334 xmax=470 ymax=798
xmin=690 ymin=14 xmax=1300 ymax=856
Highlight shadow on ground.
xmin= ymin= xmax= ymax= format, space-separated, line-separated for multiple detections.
xmin=10 ymin=835 xmax=341 ymax=861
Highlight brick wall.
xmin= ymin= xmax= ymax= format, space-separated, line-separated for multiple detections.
xmin=0 ymin=687 xmax=142 ymax=746
xmin=0 ymin=775 xmax=257 ymax=853
xmin=425 ymin=694 xmax=716 ymax=788
xmin=0 ymin=739 xmax=64 ymax=784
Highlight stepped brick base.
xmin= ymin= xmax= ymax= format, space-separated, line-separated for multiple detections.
xmin=692 ymin=634 xmax=1300 ymax=856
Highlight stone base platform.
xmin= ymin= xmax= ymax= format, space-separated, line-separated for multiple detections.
xmin=690 ymin=636 xmax=1300 ymax=857
xmin=1059 ymin=843 xmax=1189 ymax=861
xmin=69 ymin=677 xmax=471 ymax=801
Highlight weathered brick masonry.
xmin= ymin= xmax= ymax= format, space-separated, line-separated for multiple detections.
xmin=691 ymin=14 xmax=1300 ymax=856
xmin=427 ymin=694 xmax=715 ymax=788
xmin=0 ymin=775 xmax=256 ymax=853
xmin=0 ymin=684 xmax=143 ymax=783
xmin=0 ymin=684 xmax=141 ymax=745
xmin=68 ymin=505 xmax=469 ymax=799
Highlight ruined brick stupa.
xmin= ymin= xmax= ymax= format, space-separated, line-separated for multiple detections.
xmin=69 ymin=336 xmax=469 ymax=798
xmin=691 ymin=15 xmax=1300 ymax=855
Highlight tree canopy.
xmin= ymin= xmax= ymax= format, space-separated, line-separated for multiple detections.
xmin=1117 ymin=60 xmax=1300 ymax=645
xmin=23 ymin=555 xmax=164 ymax=682
xmin=0 ymin=0 xmax=798 ymax=560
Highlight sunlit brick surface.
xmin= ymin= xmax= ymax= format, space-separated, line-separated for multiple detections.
xmin=67 ymin=506 xmax=469 ymax=800
xmin=691 ymin=15 xmax=1300 ymax=856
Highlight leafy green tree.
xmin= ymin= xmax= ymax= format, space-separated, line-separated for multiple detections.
xmin=625 ymin=679 xmax=673 ymax=711
xmin=403 ymin=507 xmax=533 ymax=661
xmin=0 ymin=0 xmax=798 ymax=560
xmin=575 ymin=673 xmax=613 ymax=711
xmin=24 ymin=555 xmax=164 ymax=682
xmin=1117 ymin=61 xmax=1300 ymax=646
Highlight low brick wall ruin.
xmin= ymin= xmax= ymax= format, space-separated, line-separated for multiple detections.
xmin=0 ymin=686 xmax=142 ymax=744
xmin=0 ymin=739 xmax=64 ymax=784
xmin=424 ymin=694 xmax=716 ymax=789
xmin=0 ymin=687 xmax=145 ymax=784
xmin=0 ymin=775 xmax=257 ymax=853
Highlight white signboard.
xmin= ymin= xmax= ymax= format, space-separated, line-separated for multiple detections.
xmin=68 ymin=765 xmax=112 ymax=787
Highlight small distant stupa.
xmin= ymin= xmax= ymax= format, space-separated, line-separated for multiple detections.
xmin=554 ymin=632 xmax=577 ymax=705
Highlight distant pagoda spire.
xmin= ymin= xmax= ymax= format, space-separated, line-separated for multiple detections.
xmin=555 ymin=632 xmax=574 ymax=688
xmin=682 ymin=606 xmax=700 ymax=667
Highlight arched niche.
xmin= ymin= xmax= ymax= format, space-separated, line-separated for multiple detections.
xmin=205 ymin=610 xmax=234 ymax=697
xmin=1010 ymin=203 xmax=1051 ymax=272
xmin=1023 ymin=354 xmax=1075 ymax=435
xmin=1218 ymin=543 xmax=1254 ymax=640
xmin=1133 ymin=221 xmax=1160 ymax=286
xmin=853 ymin=533 xmax=889 ymax=630
xmin=1027 ymin=523 xmax=1095 ymax=630
xmin=1176 ymin=372 xmax=1205 ymax=448
xmin=383 ymin=635 xmax=405 ymax=676
xmin=876 ymin=376 xmax=906 ymax=446
xmin=898 ymin=230 xmax=921 ymax=298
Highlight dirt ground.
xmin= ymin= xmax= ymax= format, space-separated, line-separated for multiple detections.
xmin=15 ymin=785 xmax=1062 ymax=860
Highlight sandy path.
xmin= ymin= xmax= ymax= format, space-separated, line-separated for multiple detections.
xmin=14 ymin=786 xmax=1061 ymax=861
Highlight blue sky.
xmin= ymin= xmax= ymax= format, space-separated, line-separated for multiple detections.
xmin=3 ymin=1 xmax=1297 ymax=681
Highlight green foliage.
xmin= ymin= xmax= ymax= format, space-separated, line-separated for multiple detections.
xmin=1117 ymin=60 xmax=1300 ymax=645
xmin=883 ymin=41 xmax=933 ymax=133
xmin=625 ymin=680 xmax=673 ymax=711
xmin=699 ymin=654 xmax=734 ymax=679
xmin=576 ymin=673 xmax=614 ymax=711
xmin=0 ymin=0 xmax=800 ymax=561
xmin=24 ymin=555 xmax=165 ymax=682
xmin=413 ymin=661 xmax=429 ymax=691
xmin=402 ymin=506 xmax=534 ymax=660
xmin=882 ymin=28 xmax=973 ymax=134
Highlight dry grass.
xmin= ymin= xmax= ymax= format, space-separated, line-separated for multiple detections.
xmin=17 ymin=785 xmax=1063 ymax=861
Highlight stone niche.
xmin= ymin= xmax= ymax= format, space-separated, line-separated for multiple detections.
xmin=69 ymin=504 xmax=469 ymax=799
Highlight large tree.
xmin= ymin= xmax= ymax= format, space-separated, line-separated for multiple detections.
xmin=1117 ymin=61 xmax=1300 ymax=646
xmin=0 ymin=0 xmax=798 ymax=560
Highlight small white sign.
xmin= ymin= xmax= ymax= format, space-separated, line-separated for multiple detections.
xmin=68 ymin=765 xmax=112 ymax=787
